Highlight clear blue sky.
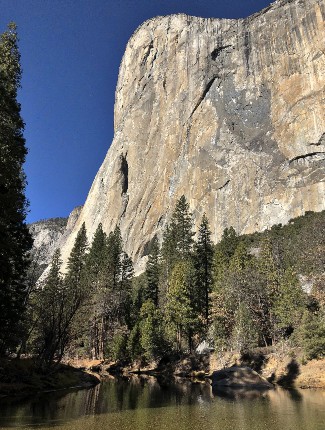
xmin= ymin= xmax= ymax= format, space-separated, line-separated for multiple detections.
xmin=0 ymin=0 xmax=271 ymax=223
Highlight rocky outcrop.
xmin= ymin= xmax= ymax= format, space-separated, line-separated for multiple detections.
xmin=29 ymin=217 xmax=68 ymax=268
xmin=29 ymin=206 xmax=82 ymax=277
xmin=59 ymin=0 xmax=325 ymax=271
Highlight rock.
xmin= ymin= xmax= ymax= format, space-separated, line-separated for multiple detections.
xmin=56 ymin=0 xmax=324 ymax=272
xmin=28 ymin=217 xmax=68 ymax=267
xmin=29 ymin=206 xmax=83 ymax=280
xmin=211 ymin=366 xmax=274 ymax=388
xmin=196 ymin=340 xmax=214 ymax=355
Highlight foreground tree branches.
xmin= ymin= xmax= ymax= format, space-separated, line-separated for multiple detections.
xmin=0 ymin=23 xmax=32 ymax=355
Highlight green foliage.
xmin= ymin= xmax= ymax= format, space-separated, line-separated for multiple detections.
xmin=127 ymin=323 xmax=143 ymax=361
xmin=166 ymin=260 xmax=197 ymax=352
xmin=145 ymin=236 xmax=160 ymax=306
xmin=109 ymin=332 xmax=128 ymax=361
xmin=273 ymin=268 xmax=306 ymax=334
xmin=65 ymin=222 xmax=88 ymax=291
xmin=219 ymin=227 xmax=239 ymax=261
xmin=32 ymin=249 xmax=65 ymax=367
xmin=23 ymin=199 xmax=325 ymax=365
xmin=0 ymin=23 xmax=32 ymax=354
xmin=193 ymin=214 xmax=213 ymax=326
xmin=71 ymin=224 xmax=134 ymax=360
xmin=33 ymin=224 xmax=89 ymax=368
xmin=162 ymin=196 xmax=194 ymax=270
xmin=232 ymin=303 xmax=259 ymax=353
xmin=104 ymin=226 xmax=123 ymax=290
xmin=84 ymin=223 xmax=107 ymax=285
xmin=170 ymin=195 xmax=195 ymax=259
xmin=300 ymin=310 xmax=325 ymax=360
xmin=139 ymin=300 xmax=166 ymax=360
xmin=211 ymin=240 xmax=256 ymax=350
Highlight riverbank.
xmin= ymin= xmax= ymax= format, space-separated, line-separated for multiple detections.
xmin=0 ymin=358 xmax=100 ymax=397
xmin=1 ymin=349 xmax=324 ymax=398
xmin=70 ymin=349 xmax=325 ymax=390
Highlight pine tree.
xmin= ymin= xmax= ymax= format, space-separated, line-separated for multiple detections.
xmin=84 ymin=223 xmax=106 ymax=286
xmin=232 ymin=303 xmax=258 ymax=353
xmin=160 ymin=195 xmax=194 ymax=301
xmin=97 ymin=226 xmax=134 ymax=358
xmin=219 ymin=226 xmax=239 ymax=261
xmin=145 ymin=236 xmax=160 ymax=306
xmin=33 ymin=249 xmax=65 ymax=367
xmin=65 ymin=222 xmax=88 ymax=291
xmin=273 ymin=268 xmax=306 ymax=337
xmin=119 ymin=251 xmax=134 ymax=326
xmin=81 ymin=223 xmax=107 ymax=358
xmin=169 ymin=195 xmax=194 ymax=260
xmin=139 ymin=300 xmax=166 ymax=360
xmin=300 ymin=310 xmax=325 ymax=360
xmin=63 ymin=223 xmax=89 ymax=358
xmin=257 ymin=236 xmax=281 ymax=344
xmin=0 ymin=23 xmax=33 ymax=354
xmin=104 ymin=226 xmax=123 ymax=291
xmin=160 ymin=224 xmax=176 ymax=296
xmin=193 ymin=214 xmax=213 ymax=326
xmin=166 ymin=260 xmax=197 ymax=352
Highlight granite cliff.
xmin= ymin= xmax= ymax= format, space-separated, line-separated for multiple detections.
xmin=29 ymin=206 xmax=82 ymax=275
xmin=58 ymin=0 xmax=324 ymax=271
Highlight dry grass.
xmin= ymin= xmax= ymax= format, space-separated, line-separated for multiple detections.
xmin=296 ymin=359 xmax=325 ymax=388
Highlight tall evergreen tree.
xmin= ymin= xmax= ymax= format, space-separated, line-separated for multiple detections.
xmin=84 ymin=223 xmax=106 ymax=286
xmin=219 ymin=226 xmax=239 ymax=261
xmin=119 ymin=251 xmax=134 ymax=326
xmin=145 ymin=236 xmax=160 ymax=306
xmin=65 ymin=222 xmax=88 ymax=288
xmin=0 ymin=23 xmax=32 ymax=354
xmin=33 ymin=249 xmax=64 ymax=367
xmin=257 ymin=236 xmax=281 ymax=344
xmin=79 ymin=223 xmax=106 ymax=358
xmin=170 ymin=195 xmax=194 ymax=260
xmin=95 ymin=226 xmax=134 ymax=358
xmin=139 ymin=300 xmax=166 ymax=360
xmin=104 ymin=226 xmax=123 ymax=291
xmin=160 ymin=224 xmax=176 ymax=295
xmin=63 ymin=223 xmax=89 ymax=355
xmin=193 ymin=214 xmax=213 ymax=326
xmin=166 ymin=260 xmax=197 ymax=352
xmin=161 ymin=195 xmax=194 ymax=294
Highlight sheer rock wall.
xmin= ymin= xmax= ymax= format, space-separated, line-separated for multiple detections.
xmin=60 ymin=0 xmax=325 ymax=270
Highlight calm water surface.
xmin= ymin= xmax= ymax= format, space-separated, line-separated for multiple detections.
xmin=0 ymin=376 xmax=324 ymax=430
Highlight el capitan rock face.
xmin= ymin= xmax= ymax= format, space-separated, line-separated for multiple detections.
xmin=60 ymin=0 xmax=325 ymax=270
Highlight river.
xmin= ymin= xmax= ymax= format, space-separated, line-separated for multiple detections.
xmin=0 ymin=376 xmax=324 ymax=429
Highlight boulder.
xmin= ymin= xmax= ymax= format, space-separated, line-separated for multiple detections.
xmin=196 ymin=340 xmax=214 ymax=355
xmin=211 ymin=366 xmax=273 ymax=389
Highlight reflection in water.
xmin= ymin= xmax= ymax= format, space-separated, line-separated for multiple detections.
xmin=0 ymin=376 xmax=324 ymax=430
xmin=212 ymin=385 xmax=270 ymax=400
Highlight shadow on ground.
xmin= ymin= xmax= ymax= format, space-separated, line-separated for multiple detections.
xmin=277 ymin=359 xmax=300 ymax=388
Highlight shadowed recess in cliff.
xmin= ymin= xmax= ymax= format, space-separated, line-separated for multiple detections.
xmin=120 ymin=154 xmax=128 ymax=194
xmin=141 ymin=41 xmax=154 ymax=65
xmin=211 ymin=45 xmax=232 ymax=60
xmin=190 ymin=76 xmax=218 ymax=118
xmin=310 ymin=132 xmax=325 ymax=146
xmin=289 ymin=152 xmax=325 ymax=165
